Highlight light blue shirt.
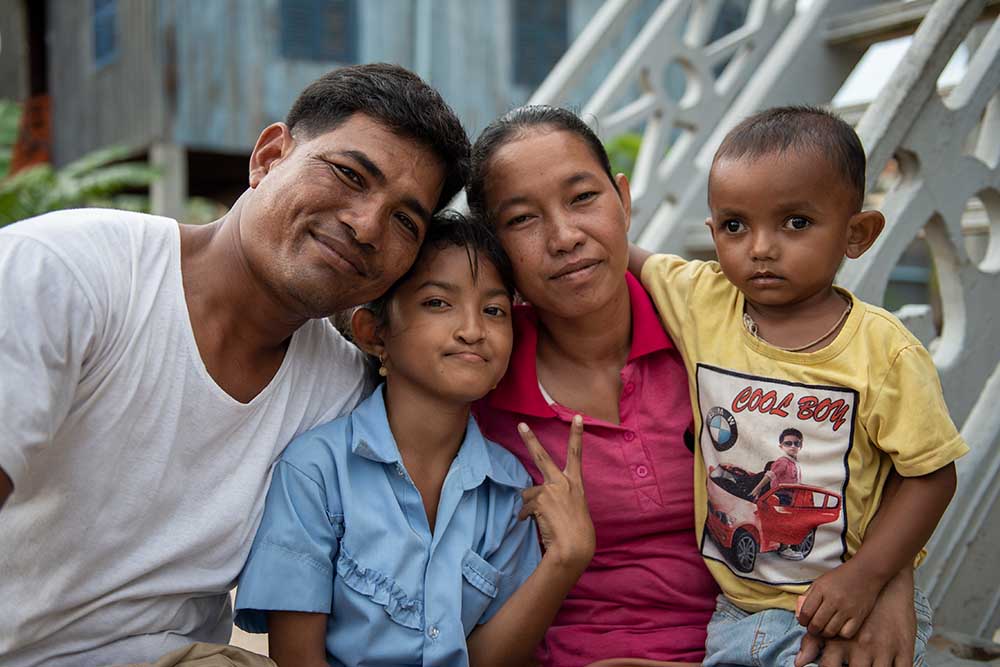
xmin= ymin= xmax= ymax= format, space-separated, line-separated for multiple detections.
xmin=234 ymin=386 xmax=541 ymax=666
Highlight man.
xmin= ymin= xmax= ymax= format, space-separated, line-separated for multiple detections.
xmin=0 ymin=63 xmax=469 ymax=667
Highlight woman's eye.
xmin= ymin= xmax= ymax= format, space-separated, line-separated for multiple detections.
xmin=572 ymin=191 xmax=597 ymax=204
xmin=722 ymin=219 xmax=746 ymax=234
xmin=784 ymin=217 xmax=811 ymax=231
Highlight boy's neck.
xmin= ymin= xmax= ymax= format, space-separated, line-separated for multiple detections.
xmin=745 ymin=286 xmax=851 ymax=352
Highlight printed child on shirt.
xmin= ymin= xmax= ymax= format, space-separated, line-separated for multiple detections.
xmin=631 ymin=106 xmax=968 ymax=666
xmin=234 ymin=213 xmax=595 ymax=667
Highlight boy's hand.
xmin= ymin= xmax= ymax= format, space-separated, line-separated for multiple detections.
xmin=797 ymin=559 xmax=883 ymax=638
xmin=517 ymin=415 xmax=595 ymax=573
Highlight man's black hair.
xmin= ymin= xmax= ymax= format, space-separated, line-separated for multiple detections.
xmin=467 ymin=105 xmax=618 ymax=223
xmin=366 ymin=210 xmax=515 ymax=327
xmin=779 ymin=428 xmax=804 ymax=443
xmin=713 ymin=106 xmax=867 ymax=210
xmin=286 ymin=63 xmax=470 ymax=211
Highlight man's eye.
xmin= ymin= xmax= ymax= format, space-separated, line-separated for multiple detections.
xmin=784 ymin=217 xmax=811 ymax=231
xmin=335 ymin=165 xmax=362 ymax=186
xmin=722 ymin=219 xmax=746 ymax=233
xmin=396 ymin=213 xmax=419 ymax=239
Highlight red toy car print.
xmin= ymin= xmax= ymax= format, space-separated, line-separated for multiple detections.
xmin=705 ymin=464 xmax=842 ymax=573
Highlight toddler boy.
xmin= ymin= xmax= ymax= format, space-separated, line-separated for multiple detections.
xmin=632 ymin=106 xmax=967 ymax=666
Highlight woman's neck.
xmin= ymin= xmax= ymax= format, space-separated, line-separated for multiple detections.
xmin=535 ymin=278 xmax=633 ymax=370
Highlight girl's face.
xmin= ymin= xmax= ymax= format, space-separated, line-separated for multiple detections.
xmin=380 ymin=245 xmax=513 ymax=405
xmin=482 ymin=128 xmax=631 ymax=319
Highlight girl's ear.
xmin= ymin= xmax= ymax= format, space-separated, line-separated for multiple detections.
xmin=351 ymin=308 xmax=385 ymax=358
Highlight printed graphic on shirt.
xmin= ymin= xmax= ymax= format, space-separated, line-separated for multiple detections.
xmin=697 ymin=364 xmax=855 ymax=585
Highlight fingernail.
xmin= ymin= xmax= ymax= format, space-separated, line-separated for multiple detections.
xmin=518 ymin=422 xmax=529 ymax=433
xmin=573 ymin=414 xmax=583 ymax=425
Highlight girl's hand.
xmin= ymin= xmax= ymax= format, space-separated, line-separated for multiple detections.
xmin=516 ymin=415 xmax=595 ymax=573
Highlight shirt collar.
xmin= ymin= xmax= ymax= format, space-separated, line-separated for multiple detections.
xmin=488 ymin=273 xmax=673 ymax=417
xmin=351 ymin=385 xmax=523 ymax=490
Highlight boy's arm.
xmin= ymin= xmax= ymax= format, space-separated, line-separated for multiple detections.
xmin=798 ymin=463 xmax=956 ymax=639
xmin=627 ymin=243 xmax=654 ymax=278
xmin=267 ymin=611 xmax=329 ymax=667
xmin=466 ymin=417 xmax=594 ymax=667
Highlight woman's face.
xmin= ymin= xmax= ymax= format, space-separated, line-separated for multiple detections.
xmin=482 ymin=129 xmax=631 ymax=319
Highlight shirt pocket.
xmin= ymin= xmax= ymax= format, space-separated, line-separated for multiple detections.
xmin=336 ymin=546 xmax=424 ymax=631
xmin=460 ymin=549 xmax=500 ymax=634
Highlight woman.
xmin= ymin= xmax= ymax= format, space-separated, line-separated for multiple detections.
xmin=468 ymin=106 xmax=920 ymax=667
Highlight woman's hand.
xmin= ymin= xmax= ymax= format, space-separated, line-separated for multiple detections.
xmin=795 ymin=567 xmax=916 ymax=667
xmin=517 ymin=415 xmax=595 ymax=572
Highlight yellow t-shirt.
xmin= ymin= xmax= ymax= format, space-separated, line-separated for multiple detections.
xmin=641 ymin=254 xmax=969 ymax=612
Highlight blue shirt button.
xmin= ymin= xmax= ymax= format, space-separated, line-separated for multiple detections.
xmin=428 ymin=625 xmax=440 ymax=639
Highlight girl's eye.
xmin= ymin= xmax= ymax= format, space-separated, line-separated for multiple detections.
xmin=722 ymin=219 xmax=746 ymax=234
xmin=484 ymin=304 xmax=508 ymax=317
xmin=572 ymin=191 xmax=597 ymax=204
xmin=784 ymin=217 xmax=811 ymax=231
xmin=423 ymin=298 xmax=449 ymax=309
xmin=506 ymin=213 xmax=533 ymax=228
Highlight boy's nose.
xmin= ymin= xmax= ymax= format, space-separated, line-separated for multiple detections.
xmin=750 ymin=230 xmax=777 ymax=261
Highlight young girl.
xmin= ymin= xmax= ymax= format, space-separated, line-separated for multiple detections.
xmin=234 ymin=213 xmax=595 ymax=667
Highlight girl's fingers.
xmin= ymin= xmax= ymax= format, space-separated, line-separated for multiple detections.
xmin=520 ymin=486 xmax=544 ymax=503
xmin=563 ymin=414 xmax=585 ymax=481
xmin=517 ymin=422 xmax=561 ymax=482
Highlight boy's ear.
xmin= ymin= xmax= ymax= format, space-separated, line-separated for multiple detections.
xmin=705 ymin=216 xmax=718 ymax=244
xmin=249 ymin=122 xmax=295 ymax=188
xmin=614 ymin=172 xmax=632 ymax=233
xmin=351 ymin=308 xmax=385 ymax=358
xmin=845 ymin=210 xmax=886 ymax=259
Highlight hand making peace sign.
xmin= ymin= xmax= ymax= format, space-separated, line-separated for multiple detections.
xmin=517 ymin=415 xmax=596 ymax=572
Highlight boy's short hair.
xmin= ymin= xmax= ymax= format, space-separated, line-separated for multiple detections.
xmin=713 ymin=106 xmax=866 ymax=210
xmin=286 ymin=63 xmax=471 ymax=211
xmin=779 ymin=428 xmax=804 ymax=443
xmin=366 ymin=210 xmax=515 ymax=326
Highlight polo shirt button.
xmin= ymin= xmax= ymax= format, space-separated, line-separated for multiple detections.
xmin=428 ymin=625 xmax=440 ymax=639
xmin=624 ymin=382 xmax=635 ymax=395
xmin=623 ymin=431 xmax=636 ymax=442
xmin=636 ymin=464 xmax=649 ymax=478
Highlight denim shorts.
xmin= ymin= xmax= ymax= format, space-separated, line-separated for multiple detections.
xmin=702 ymin=588 xmax=933 ymax=667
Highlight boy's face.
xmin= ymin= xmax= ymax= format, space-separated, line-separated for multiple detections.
xmin=707 ymin=149 xmax=859 ymax=310
xmin=780 ymin=434 xmax=803 ymax=460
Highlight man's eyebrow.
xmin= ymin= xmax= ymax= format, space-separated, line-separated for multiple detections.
xmin=339 ymin=149 xmax=386 ymax=185
xmin=402 ymin=197 xmax=432 ymax=228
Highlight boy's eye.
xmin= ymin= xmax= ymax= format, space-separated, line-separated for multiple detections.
xmin=784 ymin=217 xmax=811 ymax=231
xmin=722 ymin=219 xmax=746 ymax=234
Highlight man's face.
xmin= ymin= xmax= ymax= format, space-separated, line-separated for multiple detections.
xmin=241 ymin=113 xmax=447 ymax=319
xmin=780 ymin=435 xmax=803 ymax=460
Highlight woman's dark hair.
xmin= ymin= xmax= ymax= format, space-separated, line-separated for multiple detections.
xmin=365 ymin=210 xmax=516 ymax=327
xmin=467 ymin=105 xmax=617 ymax=223
xmin=286 ymin=63 xmax=470 ymax=210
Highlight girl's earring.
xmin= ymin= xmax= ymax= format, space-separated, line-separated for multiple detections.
xmin=378 ymin=353 xmax=388 ymax=378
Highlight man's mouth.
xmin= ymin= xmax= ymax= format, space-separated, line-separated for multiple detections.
xmin=311 ymin=230 xmax=366 ymax=276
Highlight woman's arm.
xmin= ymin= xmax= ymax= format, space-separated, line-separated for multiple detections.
xmin=467 ymin=416 xmax=595 ymax=667
xmin=267 ymin=611 xmax=329 ymax=667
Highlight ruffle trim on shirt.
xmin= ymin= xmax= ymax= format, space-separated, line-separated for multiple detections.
xmin=336 ymin=547 xmax=424 ymax=630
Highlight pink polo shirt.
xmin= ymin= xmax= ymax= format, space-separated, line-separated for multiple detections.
xmin=474 ymin=274 xmax=719 ymax=665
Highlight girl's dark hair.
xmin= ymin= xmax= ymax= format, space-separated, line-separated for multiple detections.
xmin=467 ymin=105 xmax=617 ymax=223
xmin=365 ymin=210 xmax=515 ymax=326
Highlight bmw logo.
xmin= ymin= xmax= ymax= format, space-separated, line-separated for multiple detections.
xmin=705 ymin=406 xmax=738 ymax=451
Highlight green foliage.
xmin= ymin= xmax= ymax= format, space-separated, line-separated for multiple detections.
xmin=0 ymin=145 xmax=159 ymax=227
xmin=605 ymin=131 xmax=642 ymax=180
xmin=0 ymin=100 xmax=22 ymax=178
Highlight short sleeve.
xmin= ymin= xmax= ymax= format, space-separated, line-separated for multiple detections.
xmin=234 ymin=457 xmax=342 ymax=633
xmin=865 ymin=345 xmax=969 ymax=476
xmin=479 ymin=492 xmax=542 ymax=624
xmin=639 ymin=253 xmax=705 ymax=341
xmin=0 ymin=234 xmax=98 ymax=486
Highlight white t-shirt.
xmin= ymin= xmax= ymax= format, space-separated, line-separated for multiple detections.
xmin=0 ymin=209 xmax=369 ymax=667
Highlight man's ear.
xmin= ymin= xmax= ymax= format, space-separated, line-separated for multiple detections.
xmin=249 ymin=122 xmax=296 ymax=188
xmin=351 ymin=307 xmax=385 ymax=358
xmin=845 ymin=210 xmax=885 ymax=259
xmin=614 ymin=172 xmax=632 ymax=233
